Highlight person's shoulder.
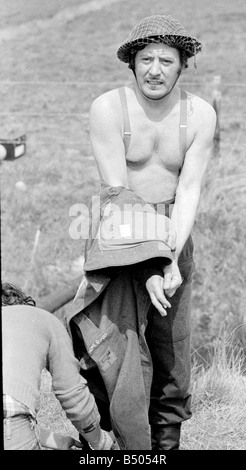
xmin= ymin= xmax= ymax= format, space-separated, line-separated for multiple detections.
xmin=29 ymin=306 xmax=62 ymax=326
xmin=185 ymin=90 xmax=217 ymax=132
xmin=186 ymin=90 xmax=217 ymax=120
xmin=16 ymin=305 xmax=64 ymax=326
xmin=2 ymin=304 xmax=56 ymax=325
xmin=2 ymin=304 xmax=41 ymax=315
xmin=90 ymin=87 xmax=121 ymax=113
xmin=33 ymin=307 xmax=65 ymax=325
xmin=32 ymin=307 xmax=69 ymax=339
xmin=89 ymin=87 xmax=126 ymax=130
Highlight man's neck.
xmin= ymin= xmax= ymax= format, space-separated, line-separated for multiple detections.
xmin=133 ymin=82 xmax=180 ymax=120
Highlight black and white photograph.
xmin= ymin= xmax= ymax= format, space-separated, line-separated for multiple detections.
xmin=1 ymin=0 xmax=246 ymax=459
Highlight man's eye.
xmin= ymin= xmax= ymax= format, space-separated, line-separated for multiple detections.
xmin=142 ymin=58 xmax=151 ymax=62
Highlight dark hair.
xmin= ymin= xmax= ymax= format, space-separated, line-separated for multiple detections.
xmin=128 ymin=40 xmax=188 ymax=73
xmin=2 ymin=283 xmax=36 ymax=306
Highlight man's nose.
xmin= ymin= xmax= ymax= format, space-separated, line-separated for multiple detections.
xmin=149 ymin=59 xmax=161 ymax=76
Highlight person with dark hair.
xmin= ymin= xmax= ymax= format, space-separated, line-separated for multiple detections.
xmin=66 ymin=14 xmax=216 ymax=450
xmin=2 ymin=283 xmax=119 ymax=450
xmin=2 ymin=282 xmax=36 ymax=306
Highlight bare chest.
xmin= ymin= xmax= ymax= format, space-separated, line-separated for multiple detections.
xmin=125 ymin=113 xmax=187 ymax=171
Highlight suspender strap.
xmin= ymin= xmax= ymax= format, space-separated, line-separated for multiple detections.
xmin=118 ymin=87 xmax=131 ymax=154
xmin=118 ymin=86 xmax=187 ymax=160
xmin=179 ymin=89 xmax=188 ymax=160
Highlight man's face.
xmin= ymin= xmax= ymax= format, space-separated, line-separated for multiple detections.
xmin=134 ymin=42 xmax=182 ymax=100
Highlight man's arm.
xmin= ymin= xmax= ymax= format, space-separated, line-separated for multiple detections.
xmin=146 ymin=102 xmax=216 ymax=312
xmin=89 ymin=92 xmax=128 ymax=187
xmin=163 ymin=102 xmax=217 ymax=296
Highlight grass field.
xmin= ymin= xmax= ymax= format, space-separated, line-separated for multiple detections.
xmin=37 ymin=328 xmax=246 ymax=450
xmin=1 ymin=0 xmax=246 ymax=451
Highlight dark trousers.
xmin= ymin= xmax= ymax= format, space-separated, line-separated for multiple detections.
xmin=146 ymin=236 xmax=195 ymax=449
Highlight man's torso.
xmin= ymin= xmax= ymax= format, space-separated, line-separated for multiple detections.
xmin=108 ymin=85 xmax=203 ymax=203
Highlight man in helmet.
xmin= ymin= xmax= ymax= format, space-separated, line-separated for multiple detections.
xmin=86 ymin=15 xmax=216 ymax=450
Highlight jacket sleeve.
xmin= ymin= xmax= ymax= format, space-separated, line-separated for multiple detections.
xmin=142 ymin=266 xmax=164 ymax=285
xmin=47 ymin=315 xmax=100 ymax=433
xmin=138 ymin=258 xmax=170 ymax=285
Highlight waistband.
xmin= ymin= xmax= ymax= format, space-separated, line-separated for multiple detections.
xmin=150 ymin=198 xmax=175 ymax=218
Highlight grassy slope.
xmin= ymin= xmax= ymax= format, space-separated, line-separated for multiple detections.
xmin=37 ymin=329 xmax=246 ymax=450
xmin=1 ymin=0 xmax=246 ymax=450
xmin=181 ymin=330 xmax=246 ymax=450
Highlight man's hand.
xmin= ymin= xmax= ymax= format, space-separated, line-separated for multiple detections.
xmin=145 ymin=274 xmax=171 ymax=316
xmin=163 ymin=260 xmax=183 ymax=298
